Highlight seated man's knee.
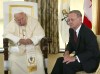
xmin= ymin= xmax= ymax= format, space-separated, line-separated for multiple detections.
xmin=56 ymin=57 xmax=63 ymax=62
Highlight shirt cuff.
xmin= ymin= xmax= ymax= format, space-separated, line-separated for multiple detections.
xmin=75 ymin=55 xmax=80 ymax=63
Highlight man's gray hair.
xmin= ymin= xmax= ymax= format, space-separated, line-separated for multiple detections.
xmin=68 ymin=10 xmax=82 ymax=17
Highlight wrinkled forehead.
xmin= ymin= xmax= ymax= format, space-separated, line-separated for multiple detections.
xmin=14 ymin=12 xmax=26 ymax=19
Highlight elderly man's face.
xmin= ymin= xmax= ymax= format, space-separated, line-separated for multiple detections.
xmin=67 ymin=13 xmax=82 ymax=30
xmin=14 ymin=12 xmax=27 ymax=26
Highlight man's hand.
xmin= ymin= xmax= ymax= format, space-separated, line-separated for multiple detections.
xmin=63 ymin=54 xmax=70 ymax=63
xmin=19 ymin=39 xmax=33 ymax=45
xmin=63 ymin=51 xmax=76 ymax=64
xmin=19 ymin=39 xmax=27 ymax=45
xmin=63 ymin=51 xmax=70 ymax=56
xmin=63 ymin=56 xmax=76 ymax=64
xmin=25 ymin=39 xmax=33 ymax=45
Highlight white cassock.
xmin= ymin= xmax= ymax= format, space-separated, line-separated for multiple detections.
xmin=3 ymin=16 xmax=45 ymax=74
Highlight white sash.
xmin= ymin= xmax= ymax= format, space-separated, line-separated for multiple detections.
xmin=10 ymin=44 xmax=37 ymax=73
xmin=19 ymin=26 xmax=37 ymax=73
xmin=26 ymin=45 xmax=37 ymax=73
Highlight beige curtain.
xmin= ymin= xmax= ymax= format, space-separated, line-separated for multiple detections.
xmin=25 ymin=0 xmax=59 ymax=53
xmin=96 ymin=0 xmax=100 ymax=35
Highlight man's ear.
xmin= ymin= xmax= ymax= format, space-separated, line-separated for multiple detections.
xmin=14 ymin=13 xmax=18 ymax=21
xmin=79 ymin=17 xmax=82 ymax=22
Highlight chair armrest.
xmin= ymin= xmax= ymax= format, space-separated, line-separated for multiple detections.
xmin=40 ymin=37 xmax=52 ymax=58
xmin=3 ymin=38 xmax=9 ymax=61
xmin=40 ymin=37 xmax=48 ymax=58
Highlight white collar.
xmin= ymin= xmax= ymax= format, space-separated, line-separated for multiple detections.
xmin=75 ymin=24 xmax=82 ymax=36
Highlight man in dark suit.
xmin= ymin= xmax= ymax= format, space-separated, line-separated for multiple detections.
xmin=51 ymin=10 xmax=100 ymax=74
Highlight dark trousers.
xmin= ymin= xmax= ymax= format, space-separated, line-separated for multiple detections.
xmin=51 ymin=57 xmax=83 ymax=74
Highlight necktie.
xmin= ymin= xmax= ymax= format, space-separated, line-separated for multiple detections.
xmin=74 ymin=31 xmax=77 ymax=43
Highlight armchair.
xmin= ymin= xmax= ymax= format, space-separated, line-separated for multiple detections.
xmin=3 ymin=2 xmax=48 ymax=74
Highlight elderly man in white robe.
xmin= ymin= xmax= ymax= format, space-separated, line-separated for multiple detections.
xmin=3 ymin=12 xmax=45 ymax=74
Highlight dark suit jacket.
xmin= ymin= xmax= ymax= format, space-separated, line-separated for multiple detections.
xmin=65 ymin=24 xmax=100 ymax=73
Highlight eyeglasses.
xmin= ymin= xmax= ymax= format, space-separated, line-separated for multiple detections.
xmin=66 ymin=18 xmax=79 ymax=25
xmin=67 ymin=18 xmax=77 ymax=23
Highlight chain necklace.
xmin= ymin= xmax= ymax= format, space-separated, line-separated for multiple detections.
xmin=19 ymin=26 xmax=26 ymax=39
